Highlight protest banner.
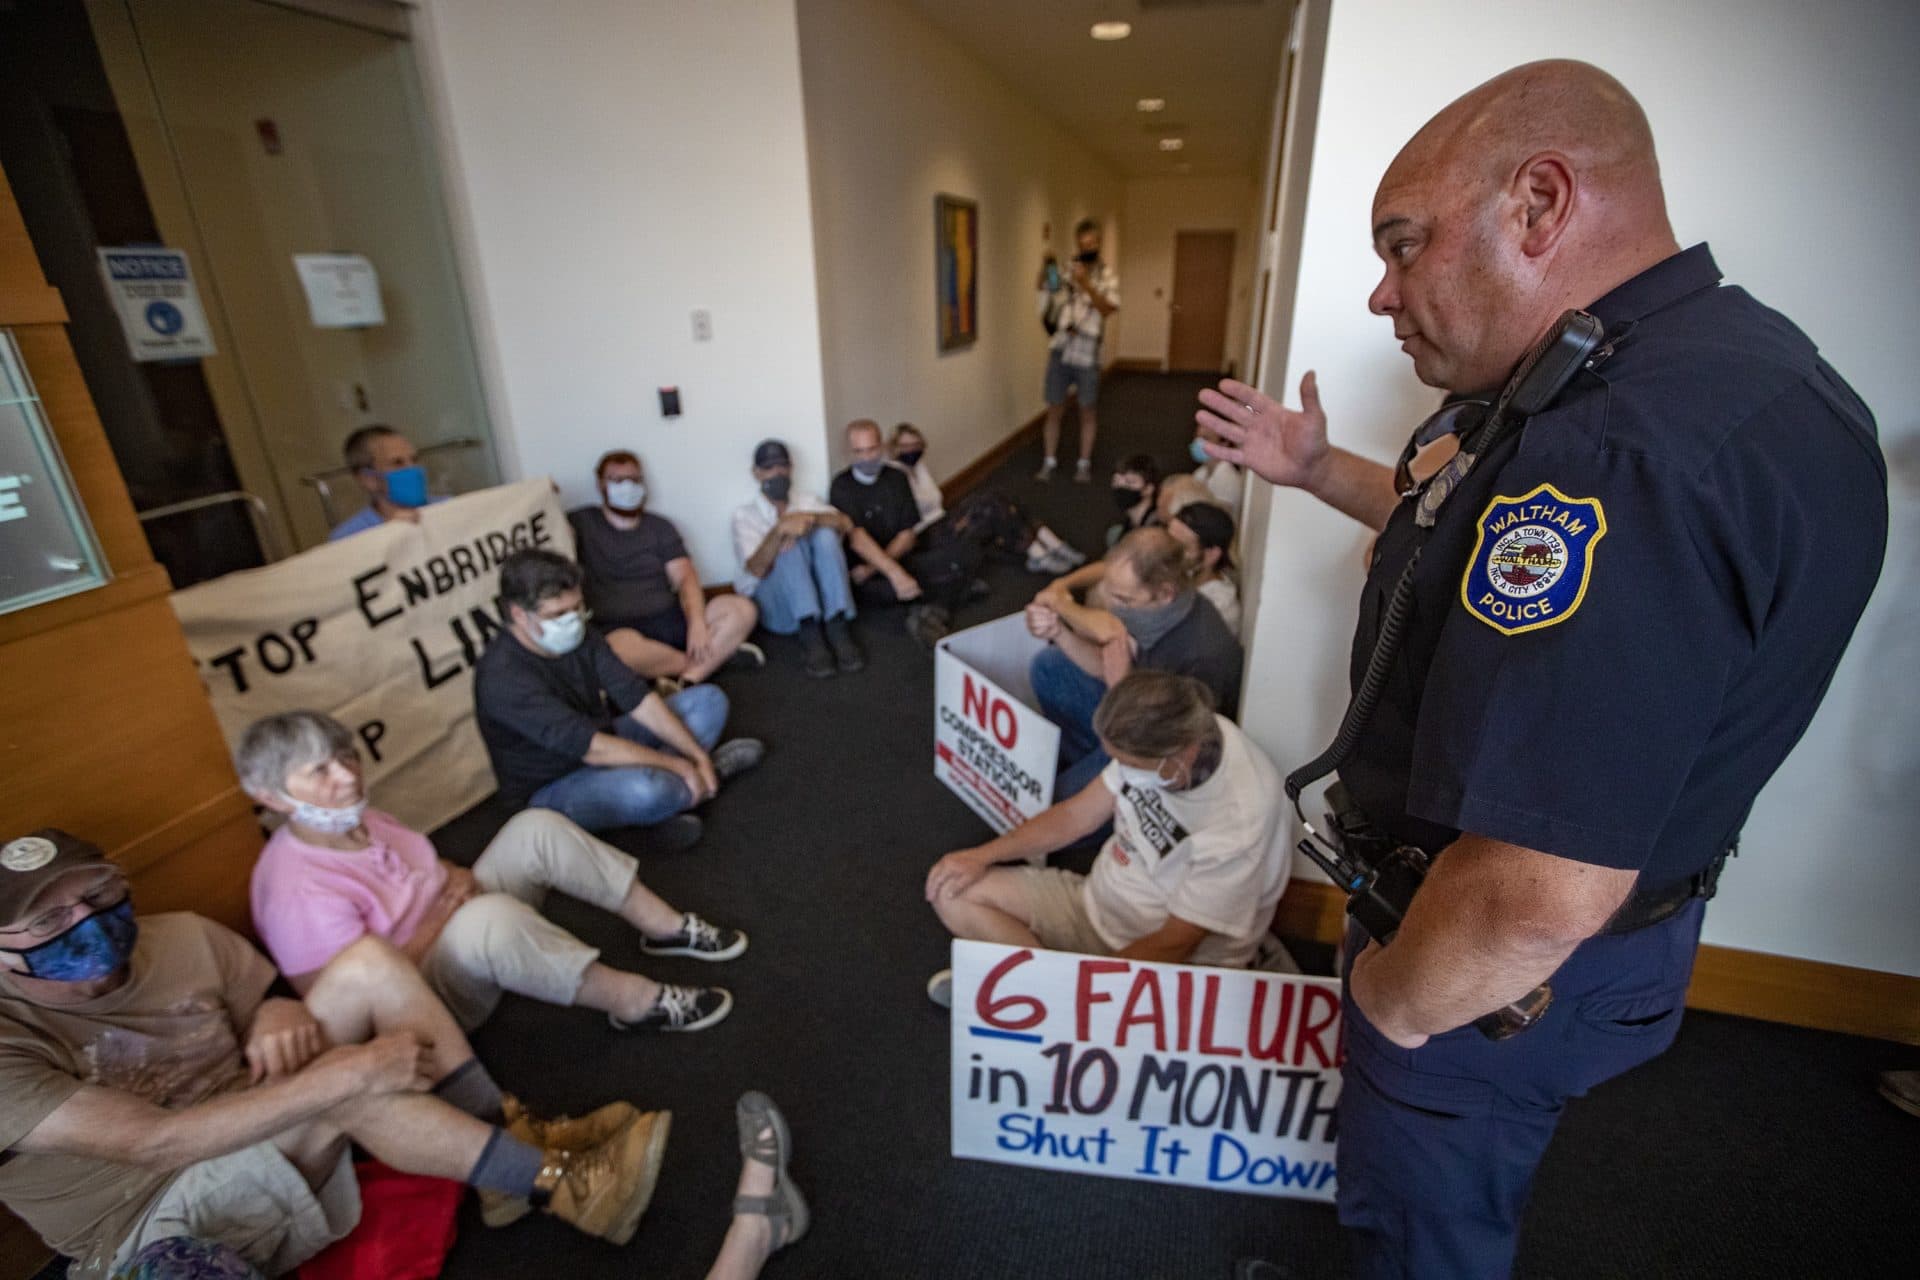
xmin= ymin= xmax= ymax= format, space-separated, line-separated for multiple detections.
xmin=950 ymin=940 xmax=1343 ymax=1202
xmin=933 ymin=613 xmax=1060 ymax=833
xmin=168 ymin=479 xmax=569 ymax=832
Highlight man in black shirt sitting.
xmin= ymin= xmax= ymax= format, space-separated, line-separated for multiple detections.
xmin=829 ymin=419 xmax=978 ymax=646
xmin=569 ymin=450 xmax=762 ymax=685
xmin=473 ymin=550 xmax=765 ymax=846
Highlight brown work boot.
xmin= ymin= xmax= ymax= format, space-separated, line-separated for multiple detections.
xmin=479 ymin=1095 xmax=643 ymax=1227
xmin=534 ymin=1109 xmax=672 ymax=1245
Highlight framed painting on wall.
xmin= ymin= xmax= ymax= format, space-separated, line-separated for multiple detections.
xmin=935 ymin=194 xmax=978 ymax=352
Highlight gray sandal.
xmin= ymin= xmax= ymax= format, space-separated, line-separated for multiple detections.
xmin=734 ymin=1091 xmax=809 ymax=1250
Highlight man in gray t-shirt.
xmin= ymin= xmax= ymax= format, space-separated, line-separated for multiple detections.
xmin=569 ymin=451 xmax=761 ymax=685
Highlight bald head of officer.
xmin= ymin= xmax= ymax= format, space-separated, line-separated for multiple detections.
xmin=1367 ymin=59 xmax=1681 ymax=395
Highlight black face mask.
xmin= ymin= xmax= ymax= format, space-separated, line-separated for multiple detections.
xmin=760 ymin=475 xmax=792 ymax=502
xmin=1112 ymin=485 xmax=1144 ymax=512
xmin=897 ymin=449 xmax=924 ymax=468
xmin=1075 ymin=249 xmax=1100 ymax=265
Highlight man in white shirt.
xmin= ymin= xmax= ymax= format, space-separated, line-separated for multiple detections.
xmin=730 ymin=439 xmax=866 ymax=679
xmin=1035 ymin=219 xmax=1121 ymax=484
xmin=923 ymin=670 xmax=1292 ymax=1003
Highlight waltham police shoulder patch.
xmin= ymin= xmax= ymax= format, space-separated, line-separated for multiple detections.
xmin=1460 ymin=483 xmax=1607 ymax=635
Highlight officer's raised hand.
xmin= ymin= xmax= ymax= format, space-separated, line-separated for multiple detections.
xmin=1196 ymin=372 xmax=1327 ymax=489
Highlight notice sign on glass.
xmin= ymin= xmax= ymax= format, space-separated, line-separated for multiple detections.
xmin=950 ymin=940 xmax=1343 ymax=1201
xmin=96 ymin=247 xmax=216 ymax=362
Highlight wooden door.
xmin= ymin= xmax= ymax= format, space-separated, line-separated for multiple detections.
xmin=1168 ymin=230 xmax=1235 ymax=371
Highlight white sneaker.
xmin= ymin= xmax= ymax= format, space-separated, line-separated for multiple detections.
xmin=1072 ymin=459 xmax=1094 ymax=484
xmin=1034 ymin=458 xmax=1058 ymax=482
xmin=927 ymin=969 xmax=953 ymax=1009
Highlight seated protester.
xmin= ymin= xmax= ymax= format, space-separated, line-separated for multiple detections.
xmin=328 ymin=424 xmax=443 ymax=541
xmin=1027 ymin=527 xmax=1241 ymax=801
xmin=474 ymin=549 xmax=764 ymax=841
xmin=570 ymin=450 xmax=763 ymax=686
xmin=0 ymin=829 xmax=677 ymax=1275
xmin=922 ymin=671 xmax=1293 ymax=1004
xmin=830 ymin=419 xmax=973 ymax=647
xmin=731 ymin=439 xmax=867 ymax=679
xmin=1104 ymin=453 xmax=1162 ymax=548
xmin=1189 ymin=425 xmax=1246 ymax=511
xmin=1168 ymin=500 xmax=1242 ymax=637
xmin=242 ymin=711 xmax=739 ymax=1035
xmin=891 ymin=422 xmax=1084 ymax=573
xmin=1154 ymin=472 xmax=1222 ymax=527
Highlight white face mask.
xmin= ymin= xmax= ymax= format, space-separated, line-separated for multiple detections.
xmin=533 ymin=609 xmax=587 ymax=655
xmin=605 ymin=479 xmax=646 ymax=512
xmin=287 ymin=795 xmax=367 ymax=835
xmin=1115 ymin=761 xmax=1169 ymax=792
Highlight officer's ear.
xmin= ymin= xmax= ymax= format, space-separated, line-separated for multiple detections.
xmin=1513 ymin=151 xmax=1576 ymax=258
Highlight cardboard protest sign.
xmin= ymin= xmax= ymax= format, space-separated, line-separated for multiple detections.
xmin=950 ymin=940 xmax=1343 ymax=1201
xmin=934 ymin=613 xmax=1061 ymax=833
xmin=169 ymin=479 xmax=569 ymax=832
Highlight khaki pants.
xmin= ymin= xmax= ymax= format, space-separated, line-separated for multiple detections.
xmin=111 ymin=1142 xmax=359 ymax=1278
xmin=419 ymin=808 xmax=639 ymax=1028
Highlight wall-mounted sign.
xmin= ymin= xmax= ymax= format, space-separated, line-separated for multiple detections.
xmin=293 ymin=253 xmax=386 ymax=328
xmin=0 ymin=331 xmax=110 ymax=617
xmin=95 ymin=247 xmax=216 ymax=362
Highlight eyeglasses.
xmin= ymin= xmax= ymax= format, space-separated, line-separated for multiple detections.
xmin=1392 ymin=398 xmax=1489 ymax=498
xmin=5 ymin=879 xmax=129 ymax=943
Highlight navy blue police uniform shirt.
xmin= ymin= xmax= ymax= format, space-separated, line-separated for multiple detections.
xmin=474 ymin=627 xmax=654 ymax=805
xmin=1342 ymin=245 xmax=1887 ymax=889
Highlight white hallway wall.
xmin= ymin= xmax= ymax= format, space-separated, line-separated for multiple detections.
xmin=1242 ymin=0 xmax=1920 ymax=975
xmin=796 ymin=0 xmax=1122 ymax=481
xmin=1114 ymin=174 xmax=1262 ymax=374
xmin=411 ymin=0 xmax=829 ymax=583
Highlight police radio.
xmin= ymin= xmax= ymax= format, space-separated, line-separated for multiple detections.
xmin=1286 ymin=309 xmax=1607 ymax=1042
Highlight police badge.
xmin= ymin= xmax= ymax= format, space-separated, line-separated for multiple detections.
xmin=1460 ymin=483 xmax=1607 ymax=635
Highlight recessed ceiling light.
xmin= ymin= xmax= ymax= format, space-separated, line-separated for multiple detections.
xmin=1090 ymin=21 xmax=1132 ymax=41
xmin=1158 ymin=137 xmax=1185 ymax=152
xmin=1136 ymin=98 xmax=1166 ymax=112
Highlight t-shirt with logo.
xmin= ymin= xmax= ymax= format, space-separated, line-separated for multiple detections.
xmin=568 ymin=506 xmax=691 ymax=628
xmin=1083 ymin=716 xmax=1292 ymax=967
xmin=0 ymin=913 xmax=273 ymax=1274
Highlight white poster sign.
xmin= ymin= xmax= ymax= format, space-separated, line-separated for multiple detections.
xmin=950 ymin=940 xmax=1344 ymax=1201
xmin=96 ymin=248 xmax=216 ymax=361
xmin=934 ymin=613 xmax=1060 ymax=832
xmin=293 ymin=253 xmax=386 ymax=328
xmin=168 ymin=479 xmax=569 ymax=831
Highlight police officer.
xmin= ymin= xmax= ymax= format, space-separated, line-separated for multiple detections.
xmin=1199 ymin=60 xmax=1887 ymax=1278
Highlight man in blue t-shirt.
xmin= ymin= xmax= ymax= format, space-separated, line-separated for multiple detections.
xmin=328 ymin=424 xmax=443 ymax=541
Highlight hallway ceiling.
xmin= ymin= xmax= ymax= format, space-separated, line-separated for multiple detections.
xmin=903 ymin=0 xmax=1293 ymax=180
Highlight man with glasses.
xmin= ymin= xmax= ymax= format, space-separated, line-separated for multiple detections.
xmin=473 ymin=549 xmax=765 ymax=844
xmin=0 ymin=830 xmax=676 ymax=1275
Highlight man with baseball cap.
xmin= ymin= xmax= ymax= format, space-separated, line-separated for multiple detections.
xmin=0 ymin=829 xmax=673 ymax=1275
xmin=731 ymin=438 xmax=868 ymax=678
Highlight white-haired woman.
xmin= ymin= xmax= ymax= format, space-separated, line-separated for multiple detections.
xmin=239 ymin=710 xmax=741 ymax=1035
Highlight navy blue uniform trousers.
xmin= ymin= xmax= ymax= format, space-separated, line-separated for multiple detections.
xmin=1336 ymin=900 xmax=1706 ymax=1279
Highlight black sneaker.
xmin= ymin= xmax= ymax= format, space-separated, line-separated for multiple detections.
xmin=611 ymin=984 xmax=733 ymax=1033
xmin=726 ymin=641 xmax=767 ymax=670
xmin=905 ymin=604 xmax=950 ymax=649
xmin=641 ymin=913 xmax=747 ymax=961
xmin=799 ymin=624 xmax=835 ymax=679
xmin=712 ymin=738 xmax=765 ymax=782
xmin=824 ymin=616 xmax=865 ymax=672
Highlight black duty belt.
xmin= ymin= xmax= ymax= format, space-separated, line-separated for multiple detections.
xmin=1601 ymin=842 xmax=1737 ymax=935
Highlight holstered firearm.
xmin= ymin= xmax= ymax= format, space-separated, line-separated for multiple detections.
xmin=1299 ymin=783 xmax=1552 ymax=1041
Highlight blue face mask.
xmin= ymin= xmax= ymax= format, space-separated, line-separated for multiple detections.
xmin=4 ymin=900 xmax=138 ymax=981
xmin=383 ymin=465 xmax=429 ymax=509
xmin=1189 ymin=438 xmax=1211 ymax=466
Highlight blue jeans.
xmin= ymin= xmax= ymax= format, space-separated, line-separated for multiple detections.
xmin=1029 ymin=645 xmax=1109 ymax=800
xmin=1337 ymin=901 xmax=1706 ymax=1279
xmin=529 ymin=685 xmax=729 ymax=831
xmin=751 ymin=525 xmax=856 ymax=634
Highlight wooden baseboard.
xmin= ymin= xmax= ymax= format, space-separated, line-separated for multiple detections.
xmin=940 ymin=409 xmax=1046 ymax=505
xmin=1273 ymin=878 xmax=1920 ymax=1045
